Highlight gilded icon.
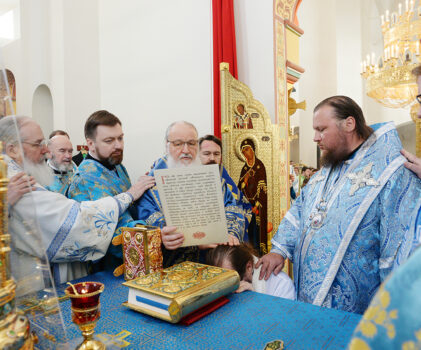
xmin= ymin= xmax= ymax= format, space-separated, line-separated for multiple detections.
xmin=233 ymin=104 xmax=259 ymax=129
xmin=237 ymin=138 xmax=268 ymax=253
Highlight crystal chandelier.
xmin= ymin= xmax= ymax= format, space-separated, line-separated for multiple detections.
xmin=361 ymin=0 xmax=420 ymax=108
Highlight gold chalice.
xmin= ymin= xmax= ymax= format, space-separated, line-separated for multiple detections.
xmin=65 ymin=282 xmax=105 ymax=350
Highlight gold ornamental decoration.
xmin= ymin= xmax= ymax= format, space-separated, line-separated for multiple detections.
xmin=0 ymin=146 xmax=36 ymax=349
xmin=220 ymin=64 xmax=284 ymax=253
xmin=361 ymin=1 xmax=420 ymax=108
xmin=361 ymin=1 xmax=421 ymax=157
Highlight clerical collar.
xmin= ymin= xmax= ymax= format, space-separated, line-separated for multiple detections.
xmin=345 ymin=142 xmax=364 ymax=161
xmin=47 ymin=159 xmax=73 ymax=175
xmin=86 ymin=152 xmax=116 ymax=171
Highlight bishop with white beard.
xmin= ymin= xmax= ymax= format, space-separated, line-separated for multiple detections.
xmin=134 ymin=121 xmax=246 ymax=267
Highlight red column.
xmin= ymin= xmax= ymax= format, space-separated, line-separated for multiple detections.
xmin=212 ymin=0 xmax=238 ymax=138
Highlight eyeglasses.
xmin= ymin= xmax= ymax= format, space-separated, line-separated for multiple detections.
xmin=22 ymin=139 xmax=48 ymax=148
xmin=416 ymin=94 xmax=421 ymax=105
xmin=167 ymin=139 xmax=198 ymax=149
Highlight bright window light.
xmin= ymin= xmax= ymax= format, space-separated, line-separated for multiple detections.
xmin=0 ymin=10 xmax=15 ymax=40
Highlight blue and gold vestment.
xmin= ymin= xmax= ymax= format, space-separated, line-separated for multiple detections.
xmin=220 ymin=165 xmax=252 ymax=239
xmin=271 ymin=123 xmax=421 ymax=314
xmin=134 ymin=157 xmax=246 ymax=267
xmin=45 ymin=160 xmax=77 ymax=195
xmin=67 ymin=159 xmax=139 ymax=262
xmin=348 ymin=244 xmax=421 ymax=349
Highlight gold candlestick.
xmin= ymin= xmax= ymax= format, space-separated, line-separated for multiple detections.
xmin=0 ymin=145 xmax=36 ymax=348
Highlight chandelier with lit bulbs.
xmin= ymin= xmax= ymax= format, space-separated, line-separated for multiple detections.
xmin=361 ymin=0 xmax=420 ymax=108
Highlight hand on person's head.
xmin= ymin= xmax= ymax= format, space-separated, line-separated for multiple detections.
xmin=220 ymin=235 xmax=240 ymax=246
xmin=161 ymin=226 xmax=184 ymax=250
xmin=401 ymin=149 xmax=421 ymax=179
xmin=255 ymin=252 xmax=285 ymax=281
xmin=127 ymin=175 xmax=155 ymax=200
xmin=7 ymin=172 xmax=36 ymax=206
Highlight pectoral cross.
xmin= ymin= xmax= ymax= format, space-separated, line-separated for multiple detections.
xmin=346 ymin=163 xmax=379 ymax=196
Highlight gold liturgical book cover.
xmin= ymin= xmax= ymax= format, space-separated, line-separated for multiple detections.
xmin=122 ymin=261 xmax=240 ymax=323
xmin=113 ymin=225 xmax=163 ymax=281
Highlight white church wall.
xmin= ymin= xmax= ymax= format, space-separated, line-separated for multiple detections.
xmin=98 ymin=0 xmax=213 ymax=179
xmin=335 ymin=0 xmax=363 ymax=105
xmin=234 ymin=0 xmax=275 ymax=122
xmin=2 ymin=0 xmax=213 ymax=180
xmin=296 ymin=0 xmax=338 ymax=168
xmin=3 ymin=0 xmax=52 ymax=131
xmin=55 ymin=0 xmax=102 ymax=151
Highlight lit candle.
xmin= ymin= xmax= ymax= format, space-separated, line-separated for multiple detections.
xmin=399 ymin=3 xmax=402 ymax=15
xmin=410 ymin=0 xmax=414 ymax=11
xmin=371 ymin=52 xmax=376 ymax=66
xmin=367 ymin=54 xmax=371 ymax=66
xmin=381 ymin=15 xmax=385 ymax=25
xmin=406 ymin=0 xmax=409 ymax=12
xmin=396 ymin=44 xmax=399 ymax=58
xmin=386 ymin=10 xmax=390 ymax=22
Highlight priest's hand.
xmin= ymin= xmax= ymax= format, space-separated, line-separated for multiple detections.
xmin=127 ymin=175 xmax=155 ymax=200
xmin=235 ymin=280 xmax=253 ymax=293
xmin=401 ymin=149 xmax=421 ymax=179
xmin=255 ymin=252 xmax=285 ymax=281
xmin=222 ymin=234 xmax=240 ymax=246
xmin=161 ymin=226 xmax=184 ymax=250
xmin=7 ymin=172 xmax=36 ymax=206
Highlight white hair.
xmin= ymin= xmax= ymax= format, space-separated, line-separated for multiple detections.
xmin=0 ymin=115 xmax=33 ymax=146
xmin=164 ymin=121 xmax=198 ymax=142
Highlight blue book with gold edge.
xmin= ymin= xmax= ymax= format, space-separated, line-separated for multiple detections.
xmin=122 ymin=261 xmax=240 ymax=323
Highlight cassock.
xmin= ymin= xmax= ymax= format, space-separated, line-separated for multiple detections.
xmin=45 ymin=159 xmax=77 ymax=194
xmin=271 ymin=122 xmax=421 ymax=313
xmin=7 ymin=158 xmax=133 ymax=290
xmin=67 ymin=156 xmax=141 ymax=264
xmin=134 ymin=157 xmax=246 ymax=267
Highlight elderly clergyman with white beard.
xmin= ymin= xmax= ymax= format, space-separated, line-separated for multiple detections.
xmin=135 ymin=121 xmax=246 ymax=267
xmin=0 ymin=116 xmax=154 ymax=286
xmin=45 ymin=134 xmax=76 ymax=194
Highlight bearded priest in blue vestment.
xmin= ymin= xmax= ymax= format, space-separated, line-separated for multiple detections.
xmin=257 ymin=96 xmax=421 ymax=314
xmin=67 ymin=111 xmax=155 ymax=268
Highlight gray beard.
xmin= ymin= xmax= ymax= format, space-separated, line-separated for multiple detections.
xmin=23 ymin=159 xmax=54 ymax=187
xmin=50 ymin=159 xmax=74 ymax=172
xmin=167 ymin=154 xmax=202 ymax=168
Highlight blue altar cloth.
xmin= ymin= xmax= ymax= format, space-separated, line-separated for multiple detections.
xmin=59 ymin=271 xmax=361 ymax=349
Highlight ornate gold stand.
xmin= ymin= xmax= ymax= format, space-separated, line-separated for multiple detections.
xmin=76 ymin=322 xmax=105 ymax=350
xmin=0 ymin=148 xmax=36 ymax=349
xmin=65 ymin=282 xmax=105 ymax=350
